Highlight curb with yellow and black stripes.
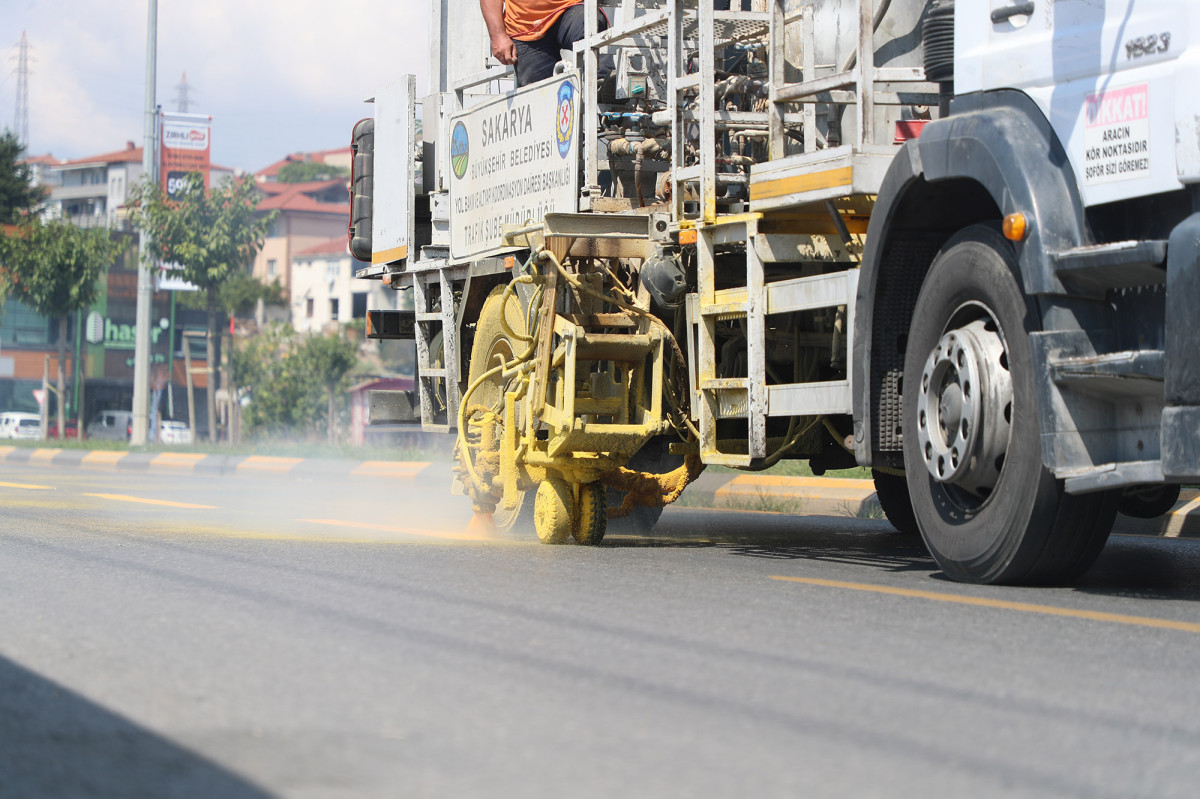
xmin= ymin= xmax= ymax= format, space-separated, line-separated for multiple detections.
xmin=2 ymin=445 xmax=1195 ymax=537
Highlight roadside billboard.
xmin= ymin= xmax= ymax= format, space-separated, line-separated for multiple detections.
xmin=160 ymin=111 xmax=212 ymax=198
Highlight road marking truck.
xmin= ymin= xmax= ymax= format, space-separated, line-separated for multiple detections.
xmin=351 ymin=0 xmax=1200 ymax=584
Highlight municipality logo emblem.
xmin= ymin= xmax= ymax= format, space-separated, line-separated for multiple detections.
xmin=451 ymin=121 xmax=469 ymax=179
xmin=556 ymin=81 xmax=575 ymax=159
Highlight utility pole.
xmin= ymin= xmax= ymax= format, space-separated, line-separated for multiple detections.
xmin=13 ymin=31 xmax=30 ymax=148
xmin=131 ymin=0 xmax=157 ymax=445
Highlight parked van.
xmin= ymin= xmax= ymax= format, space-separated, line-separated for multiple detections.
xmin=0 ymin=412 xmax=43 ymax=440
xmin=86 ymin=410 xmax=133 ymax=442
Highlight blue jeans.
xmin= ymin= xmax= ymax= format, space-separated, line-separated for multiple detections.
xmin=515 ymin=5 xmax=613 ymax=87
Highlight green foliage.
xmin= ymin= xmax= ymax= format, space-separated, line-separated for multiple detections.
xmin=177 ymin=271 xmax=284 ymax=317
xmin=0 ymin=218 xmax=123 ymax=316
xmin=303 ymin=331 xmax=358 ymax=392
xmin=130 ymin=173 xmax=276 ymax=292
xmin=237 ymin=325 xmax=362 ymax=439
xmin=0 ymin=132 xmax=41 ymax=224
xmin=277 ymin=161 xmax=350 ymax=184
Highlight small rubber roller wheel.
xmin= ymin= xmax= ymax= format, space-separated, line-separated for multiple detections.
xmin=573 ymin=482 xmax=607 ymax=545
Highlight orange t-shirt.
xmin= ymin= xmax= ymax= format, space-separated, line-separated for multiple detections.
xmin=504 ymin=0 xmax=580 ymax=41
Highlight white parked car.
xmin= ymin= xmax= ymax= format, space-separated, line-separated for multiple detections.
xmin=158 ymin=420 xmax=193 ymax=445
xmin=0 ymin=412 xmax=42 ymax=440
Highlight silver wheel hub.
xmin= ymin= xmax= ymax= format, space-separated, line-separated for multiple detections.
xmin=916 ymin=318 xmax=1012 ymax=495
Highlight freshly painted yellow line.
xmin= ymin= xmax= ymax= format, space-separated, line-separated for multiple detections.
xmin=349 ymin=461 xmax=431 ymax=480
xmin=0 ymin=480 xmax=54 ymax=490
xmin=84 ymin=493 xmax=216 ymax=510
xmin=30 ymin=448 xmax=62 ymax=462
xmin=81 ymin=450 xmax=126 ymax=468
xmin=769 ymin=575 xmax=1200 ymax=634
xmin=151 ymin=452 xmax=207 ymax=469
xmin=299 ymin=518 xmax=496 ymax=542
xmin=237 ymin=456 xmax=302 ymax=473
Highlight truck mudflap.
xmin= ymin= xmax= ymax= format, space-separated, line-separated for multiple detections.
xmin=1162 ymin=211 xmax=1200 ymax=478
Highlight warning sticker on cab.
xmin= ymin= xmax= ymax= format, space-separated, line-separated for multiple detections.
xmin=1082 ymin=84 xmax=1150 ymax=185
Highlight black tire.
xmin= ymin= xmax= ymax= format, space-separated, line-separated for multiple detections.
xmin=872 ymin=469 xmax=918 ymax=535
xmin=902 ymin=225 xmax=1119 ymax=585
xmin=1118 ymin=484 xmax=1181 ymax=519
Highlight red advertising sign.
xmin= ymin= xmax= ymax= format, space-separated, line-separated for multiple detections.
xmin=160 ymin=112 xmax=212 ymax=198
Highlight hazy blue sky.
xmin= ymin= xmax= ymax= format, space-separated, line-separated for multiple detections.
xmin=1 ymin=0 xmax=432 ymax=172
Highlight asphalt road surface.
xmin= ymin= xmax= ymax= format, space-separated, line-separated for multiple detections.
xmin=3 ymin=460 xmax=1200 ymax=798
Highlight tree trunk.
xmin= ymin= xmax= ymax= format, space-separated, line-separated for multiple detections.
xmin=56 ymin=315 xmax=67 ymax=439
xmin=206 ymin=286 xmax=219 ymax=443
xmin=328 ymin=386 xmax=336 ymax=446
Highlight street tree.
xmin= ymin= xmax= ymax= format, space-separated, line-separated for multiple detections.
xmin=277 ymin=161 xmax=349 ymax=184
xmin=176 ymin=271 xmax=285 ymax=319
xmin=0 ymin=131 xmax=41 ymax=224
xmin=300 ymin=332 xmax=359 ymax=444
xmin=236 ymin=326 xmax=360 ymax=443
xmin=0 ymin=219 xmax=124 ymax=436
xmin=132 ymin=173 xmax=276 ymax=442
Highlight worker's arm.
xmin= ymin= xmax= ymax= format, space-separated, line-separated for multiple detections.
xmin=480 ymin=0 xmax=517 ymax=65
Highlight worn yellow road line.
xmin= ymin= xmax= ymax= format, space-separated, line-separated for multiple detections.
xmin=0 ymin=480 xmax=54 ymax=490
xmin=299 ymin=518 xmax=496 ymax=542
xmin=768 ymin=575 xmax=1200 ymax=634
xmin=29 ymin=448 xmax=61 ymax=462
xmin=84 ymin=493 xmax=216 ymax=510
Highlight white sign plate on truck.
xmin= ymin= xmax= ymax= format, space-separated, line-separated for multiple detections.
xmin=372 ymin=75 xmax=416 ymax=265
xmin=448 ymin=72 xmax=580 ymax=262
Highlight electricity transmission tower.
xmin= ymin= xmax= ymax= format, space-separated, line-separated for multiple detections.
xmin=175 ymin=71 xmax=193 ymax=113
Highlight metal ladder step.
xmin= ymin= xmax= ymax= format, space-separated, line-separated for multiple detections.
xmin=1049 ymin=349 xmax=1164 ymax=399
xmin=1051 ymin=240 xmax=1166 ymax=296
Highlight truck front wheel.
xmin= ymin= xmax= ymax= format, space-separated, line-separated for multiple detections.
xmin=901 ymin=226 xmax=1118 ymax=584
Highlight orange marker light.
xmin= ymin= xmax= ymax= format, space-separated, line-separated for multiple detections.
xmin=678 ymin=229 xmax=698 ymax=245
xmin=504 ymin=256 xmax=517 ymax=270
xmin=1002 ymin=212 xmax=1028 ymax=242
